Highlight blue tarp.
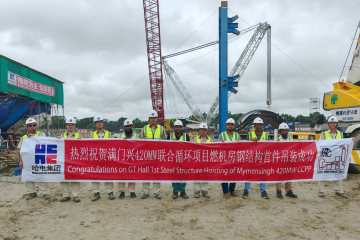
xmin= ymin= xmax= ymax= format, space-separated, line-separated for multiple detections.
xmin=0 ymin=96 xmax=50 ymax=131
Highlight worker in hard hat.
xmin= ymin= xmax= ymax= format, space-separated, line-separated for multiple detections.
xmin=140 ymin=110 xmax=167 ymax=199
xmin=118 ymin=119 xmax=138 ymax=199
xmin=59 ymin=117 xmax=82 ymax=203
xmin=218 ymin=118 xmax=239 ymax=199
xmin=318 ymin=116 xmax=349 ymax=199
xmin=243 ymin=117 xmax=270 ymax=199
xmin=192 ymin=123 xmax=212 ymax=198
xmin=168 ymin=120 xmax=190 ymax=200
xmin=89 ymin=115 xmax=115 ymax=201
xmin=18 ymin=118 xmax=48 ymax=200
xmin=275 ymin=122 xmax=297 ymax=199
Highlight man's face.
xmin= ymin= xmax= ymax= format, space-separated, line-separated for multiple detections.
xmin=254 ymin=123 xmax=263 ymax=131
xmin=124 ymin=125 xmax=133 ymax=132
xmin=66 ymin=123 xmax=75 ymax=132
xmin=226 ymin=123 xmax=235 ymax=131
xmin=328 ymin=122 xmax=337 ymax=130
xmin=95 ymin=120 xmax=103 ymax=130
xmin=27 ymin=123 xmax=37 ymax=133
xmin=149 ymin=117 xmax=157 ymax=125
xmin=280 ymin=129 xmax=289 ymax=135
xmin=199 ymin=128 xmax=207 ymax=137
xmin=174 ymin=125 xmax=182 ymax=134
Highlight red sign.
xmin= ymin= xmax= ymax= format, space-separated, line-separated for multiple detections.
xmin=64 ymin=139 xmax=317 ymax=182
xmin=7 ymin=71 xmax=55 ymax=97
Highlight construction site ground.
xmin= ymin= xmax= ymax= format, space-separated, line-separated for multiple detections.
xmin=1 ymin=175 xmax=360 ymax=240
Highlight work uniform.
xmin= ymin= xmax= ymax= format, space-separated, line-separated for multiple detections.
xmin=169 ymin=132 xmax=190 ymax=193
xmin=276 ymin=134 xmax=293 ymax=193
xmin=218 ymin=131 xmax=239 ymax=195
xmin=18 ymin=131 xmax=49 ymax=195
xmin=118 ymin=131 xmax=139 ymax=193
xmin=192 ymin=136 xmax=213 ymax=194
xmin=318 ymin=130 xmax=345 ymax=194
xmin=140 ymin=124 xmax=166 ymax=195
xmin=60 ymin=132 xmax=82 ymax=199
xmin=244 ymin=131 xmax=269 ymax=193
xmin=89 ymin=130 xmax=114 ymax=194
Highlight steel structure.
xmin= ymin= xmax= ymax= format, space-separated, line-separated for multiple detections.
xmin=205 ymin=22 xmax=271 ymax=124
xmin=143 ymin=0 xmax=164 ymax=124
xmin=163 ymin=60 xmax=205 ymax=122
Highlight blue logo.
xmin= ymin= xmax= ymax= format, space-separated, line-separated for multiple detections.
xmin=35 ymin=144 xmax=57 ymax=164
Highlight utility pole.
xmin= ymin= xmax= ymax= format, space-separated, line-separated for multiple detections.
xmin=218 ymin=1 xmax=239 ymax=133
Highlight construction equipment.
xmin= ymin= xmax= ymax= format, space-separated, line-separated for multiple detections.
xmin=323 ymin=21 xmax=360 ymax=146
xmin=143 ymin=0 xmax=165 ymax=124
xmin=206 ymin=22 xmax=271 ymax=124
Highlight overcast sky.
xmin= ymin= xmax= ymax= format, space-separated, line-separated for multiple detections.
xmin=0 ymin=0 xmax=359 ymax=122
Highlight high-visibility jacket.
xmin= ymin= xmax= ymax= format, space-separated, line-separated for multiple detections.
xmin=89 ymin=130 xmax=111 ymax=139
xmin=169 ymin=133 xmax=188 ymax=141
xmin=248 ymin=131 xmax=269 ymax=141
xmin=220 ymin=131 xmax=239 ymax=141
xmin=192 ymin=136 xmax=212 ymax=143
xmin=143 ymin=124 xmax=164 ymax=139
xmin=19 ymin=131 xmax=43 ymax=146
xmin=321 ymin=130 xmax=343 ymax=140
xmin=61 ymin=132 xmax=81 ymax=138
xmin=121 ymin=132 xmax=138 ymax=139
xmin=277 ymin=135 xmax=292 ymax=141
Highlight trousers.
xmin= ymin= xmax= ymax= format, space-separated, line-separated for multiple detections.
xmin=142 ymin=182 xmax=161 ymax=194
xmin=91 ymin=182 xmax=114 ymax=193
xmin=221 ymin=183 xmax=236 ymax=194
xmin=25 ymin=182 xmax=49 ymax=195
xmin=118 ymin=182 xmax=135 ymax=192
xmin=193 ymin=183 xmax=208 ymax=193
xmin=276 ymin=182 xmax=292 ymax=192
xmin=172 ymin=183 xmax=186 ymax=192
xmin=60 ymin=182 xmax=80 ymax=197
xmin=318 ymin=180 xmax=343 ymax=193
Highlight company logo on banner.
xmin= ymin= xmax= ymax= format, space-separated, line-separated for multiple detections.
xmin=32 ymin=144 xmax=61 ymax=174
xmin=317 ymin=144 xmax=348 ymax=173
xmin=7 ymin=71 xmax=55 ymax=97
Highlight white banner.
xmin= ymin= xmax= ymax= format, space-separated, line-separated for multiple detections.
xmin=20 ymin=137 xmax=353 ymax=182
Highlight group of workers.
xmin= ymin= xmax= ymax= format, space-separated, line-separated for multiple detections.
xmin=18 ymin=110 xmax=349 ymax=202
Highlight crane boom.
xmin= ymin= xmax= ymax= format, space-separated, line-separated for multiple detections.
xmin=143 ymin=0 xmax=165 ymax=124
xmin=163 ymin=60 xmax=205 ymax=122
xmin=205 ymin=22 xmax=271 ymax=123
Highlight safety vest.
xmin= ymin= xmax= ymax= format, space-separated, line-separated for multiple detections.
xmin=169 ymin=133 xmax=187 ymax=141
xmin=221 ymin=131 xmax=239 ymax=141
xmin=248 ymin=131 xmax=269 ymax=141
xmin=61 ymin=132 xmax=81 ymax=139
xmin=193 ymin=136 xmax=212 ymax=143
xmin=121 ymin=132 xmax=138 ymax=139
xmin=321 ymin=130 xmax=343 ymax=140
xmin=277 ymin=135 xmax=292 ymax=141
xmin=143 ymin=124 xmax=164 ymax=139
xmin=89 ymin=130 xmax=111 ymax=139
xmin=19 ymin=131 xmax=43 ymax=146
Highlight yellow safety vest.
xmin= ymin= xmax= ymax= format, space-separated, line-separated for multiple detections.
xmin=144 ymin=124 xmax=163 ymax=139
xmin=321 ymin=130 xmax=343 ymax=140
xmin=19 ymin=131 xmax=43 ymax=147
xmin=121 ymin=133 xmax=138 ymax=139
xmin=89 ymin=130 xmax=111 ymax=139
xmin=61 ymin=132 xmax=81 ymax=139
xmin=248 ymin=131 xmax=269 ymax=141
xmin=221 ymin=131 xmax=239 ymax=141
xmin=193 ymin=136 xmax=212 ymax=143
xmin=277 ymin=135 xmax=292 ymax=141
xmin=169 ymin=133 xmax=187 ymax=141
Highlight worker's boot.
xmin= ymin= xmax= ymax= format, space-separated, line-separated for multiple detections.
xmin=108 ymin=192 xmax=115 ymax=200
xmin=201 ymin=191 xmax=210 ymax=198
xmin=194 ymin=191 xmax=200 ymax=198
xmin=26 ymin=192 xmax=37 ymax=200
xmin=172 ymin=192 xmax=179 ymax=199
xmin=92 ymin=192 xmax=101 ymax=201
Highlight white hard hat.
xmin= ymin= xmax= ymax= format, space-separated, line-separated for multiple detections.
xmin=199 ymin=123 xmax=208 ymax=129
xmin=253 ymin=117 xmax=264 ymax=124
xmin=328 ymin=116 xmax=339 ymax=123
xmin=226 ymin=118 xmax=235 ymax=124
xmin=174 ymin=120 xmax=183 ymax=126
xmin=66 ymin=117 xmax=76 ymax=124
xmin=124 ymin=119 xmax=133 ymax=126
xmin=148 ymin=110 xmax=158 ymax=118
xmin=93 ymin=115 xmax=103 ymax=123
xmin=278 ymin=122 xmax=289 ymax=130
xmin=25 ymin=118 xmax=37 ymax=125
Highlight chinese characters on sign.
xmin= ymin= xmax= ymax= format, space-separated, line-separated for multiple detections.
xmin=7 ymin=71 xmax=55 ymax=97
